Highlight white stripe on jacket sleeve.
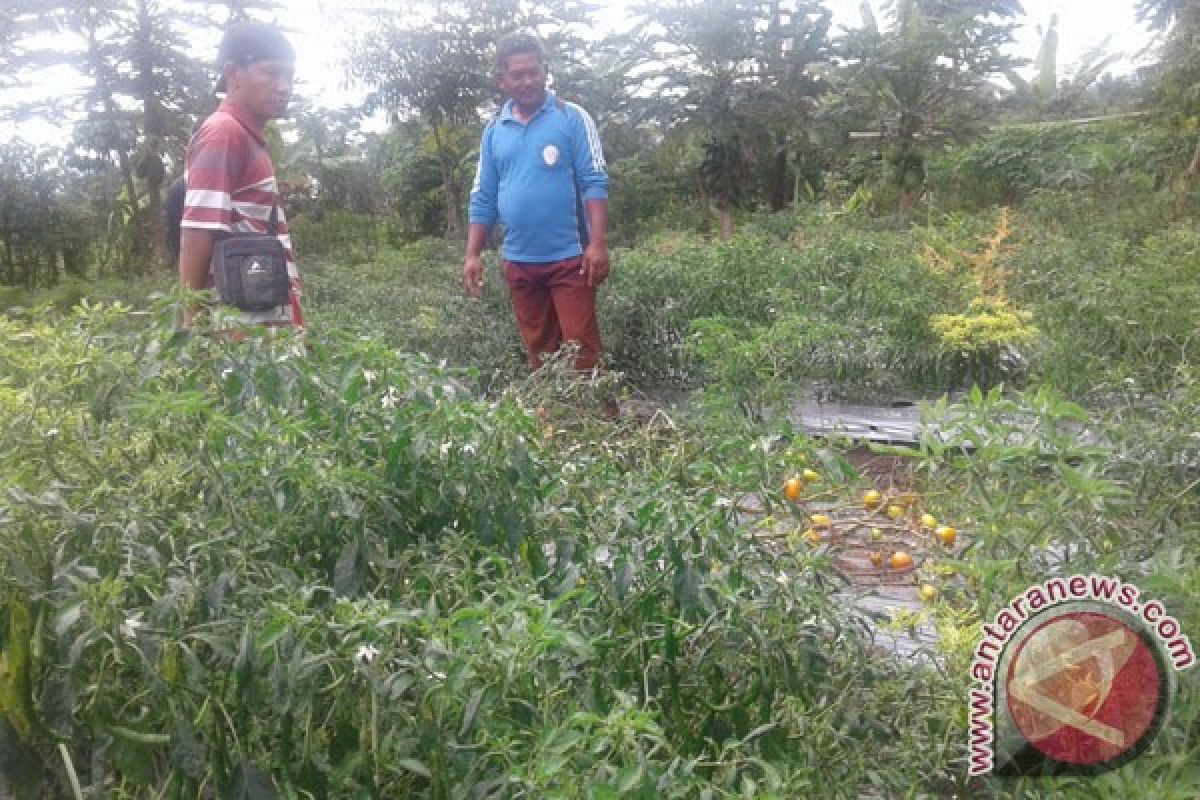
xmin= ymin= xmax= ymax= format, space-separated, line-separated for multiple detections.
xmin=566 ymin=102 xmax=606 ymax=173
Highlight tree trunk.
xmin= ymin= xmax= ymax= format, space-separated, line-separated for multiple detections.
xmin=696 ymin=170 xmax=713 ymax=235
xmin=767 ymin=139 xmax=788 ymax=211
xmin=718 ymin=206 xmax=734 ymax=241
xmin=444 ymin=179 xmax=463 ymax=239
xmin=431 ymin=121 xmax=462 ymax=238
xmin=135 ymin=1 xmax=165 ymax=272
xmin=2 ymin=233 xmax=14 ymax=286
xmin=113 ymin=132 xmax=145 ymax=268
xmin=897 ymin=188 xmax=919 ymax=222
xmin=142 ymin=146 xmax=165 ymax=272
xmin=1173 ymin=137 xmax=1200 ymax=215
xmin=85 ymin=20 xmax=146 ymax=272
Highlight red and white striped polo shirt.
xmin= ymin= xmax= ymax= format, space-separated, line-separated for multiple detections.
xmin=182 ymin=100 xmax=304 ymax=329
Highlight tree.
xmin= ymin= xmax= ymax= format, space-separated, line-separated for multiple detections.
xmin=6 ymin=0 xmax=211 ymax=272
xmin=1138 ymin=0 xmax=1200 ymax=175
xmin=349 ymin=1 xmax=517 ymax=239
xmin=840 ymin=0 xmax=1025 ymax=217
xmin=281 ymin=102 xmax=369 ymax=218
xmin=754 ymin=1 xmax=833 ymax=209
xmin=349 ymin=1 xmax=599 ymax=239
xmin=1003 ymin=16 xmax=1123 ymax=119
xmin=635 ymin=0 xmax=832 ymax=238
xmin=0 ymin=142 xmax=90 ymax=289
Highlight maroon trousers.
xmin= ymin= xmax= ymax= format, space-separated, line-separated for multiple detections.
xmin=504 ymin=256 xmax=603 ymax=371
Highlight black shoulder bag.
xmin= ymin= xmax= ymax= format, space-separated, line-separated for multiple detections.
xmin=210 ymin=205 xmax=290 ymax=312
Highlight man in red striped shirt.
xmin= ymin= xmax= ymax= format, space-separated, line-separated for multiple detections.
xmin=179 ymin=22 xmax=303 ymax=330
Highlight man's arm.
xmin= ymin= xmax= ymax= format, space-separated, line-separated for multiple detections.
xmin=464 ymin=124 xmax=499 ymax=298
xmin=463 ymin=223 xmax=490 ymax=298
xmin=178 ymin=122 xmax=239 ymax=325
xmin=179 ymin=228 xmax=216 ymax=326
xmin=566 ymin=103 xmax=611 ymax=288
xmin=582 ymin=199 xmax=609 ymax=287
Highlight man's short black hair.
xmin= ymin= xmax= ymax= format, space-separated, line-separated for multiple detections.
xmin=214 ymin=21 xmax=295 ymax=94
xmin=495 ymin=33 xmax=545 ymax=74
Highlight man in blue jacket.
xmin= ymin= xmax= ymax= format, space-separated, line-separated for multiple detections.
xmin=463 ymin=33 xmax=610 ymax=374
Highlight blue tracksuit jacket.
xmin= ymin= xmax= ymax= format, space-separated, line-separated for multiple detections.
xmin=468 ymin=91 xmax=608 ymax=263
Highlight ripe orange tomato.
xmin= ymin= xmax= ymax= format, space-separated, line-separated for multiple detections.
xmin=784 ymin=478 xmax=803 ymax=503
xmin=889 ymin=551 xmax=914 ymax=570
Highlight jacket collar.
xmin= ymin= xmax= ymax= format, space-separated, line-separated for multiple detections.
xmin=499 ymin=90 xmax=557 ymax=124
xmin=217 ymin=100 xmax=267 ymax=145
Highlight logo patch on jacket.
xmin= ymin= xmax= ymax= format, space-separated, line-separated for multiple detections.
xmin=542 ymin=144 xmax=559 ymax=166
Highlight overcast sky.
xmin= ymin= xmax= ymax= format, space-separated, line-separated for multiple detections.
xmin=0 ymin=0 xmax=1159 ymax=148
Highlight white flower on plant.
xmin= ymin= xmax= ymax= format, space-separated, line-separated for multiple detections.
xmin=714 ymin=496 xmax=732 ymax=508
xmin=461 ymin=443 xmax=477 ymax=456
xmin=381 ymin=387 xmax=401 ymax=409
xmin=43 ymin=428 xmax=59 ymax=438
xmin=120 ymin=612 xmax=144 ymax=639
xmin=363 ymin=370 xmax=378 ymax=386
xmin=355 ymin=644 xmax=380 ymax=666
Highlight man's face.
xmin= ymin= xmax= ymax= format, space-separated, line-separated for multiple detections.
xmin=497 ymin=51 xmax=547 ymax=112
xmin=226 ymin=59 xmax=294 ymax=121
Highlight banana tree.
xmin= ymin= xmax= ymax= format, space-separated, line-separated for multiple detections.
xmin=841 ymin=0 xmax=1024 ymax=217
xmin=636 ymin=0 xmax=833 ymax=237
xmin=1138 ymin=0 xmax=1200 ymax=178
xmin=1004 ymin=15 xmax=1122 ymax=118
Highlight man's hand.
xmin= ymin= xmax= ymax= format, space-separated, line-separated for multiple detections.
xmin=179 ymin=228 xmax=217 ymax=328
xmin=581 ymin=240 xmax=610 ymax=287
xmin=463 ymin=255 xmax=484 ymax=298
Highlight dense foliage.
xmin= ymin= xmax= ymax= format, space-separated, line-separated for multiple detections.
xmin=5 ymin=0 xmax=1197 ymax=288
xmin=2 ymin=118 xmax=1198 ymax=795
xmin=2 ymin=0 xmax=1198 ymax=794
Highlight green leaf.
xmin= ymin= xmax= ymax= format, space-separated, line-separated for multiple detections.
xmin=613 ymin=558 xmax=634 ymax=601
xmin=395 ymin=758 xmax=431 ymax=779
xmin=616 ymin=764 xmax=644 ymax=792
xmin=741 ymin=721 xmax=779 ymax=744
xmin=234 ymin=624 xmax=257 ymax=704
xmin=0 ymin=718 xmax=43 ymax=798
xmin=110 ymin=734 xmax=159 ymax=786
xmin=227 ymin=760 xmax=277 ymax=799
xmin=334 ymin=538 xmax=363 ymax=597
xmin=458 ymin=687 xmax=485 ymax=740
xmin=170 ymin=718 xmax=207 ymax=780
